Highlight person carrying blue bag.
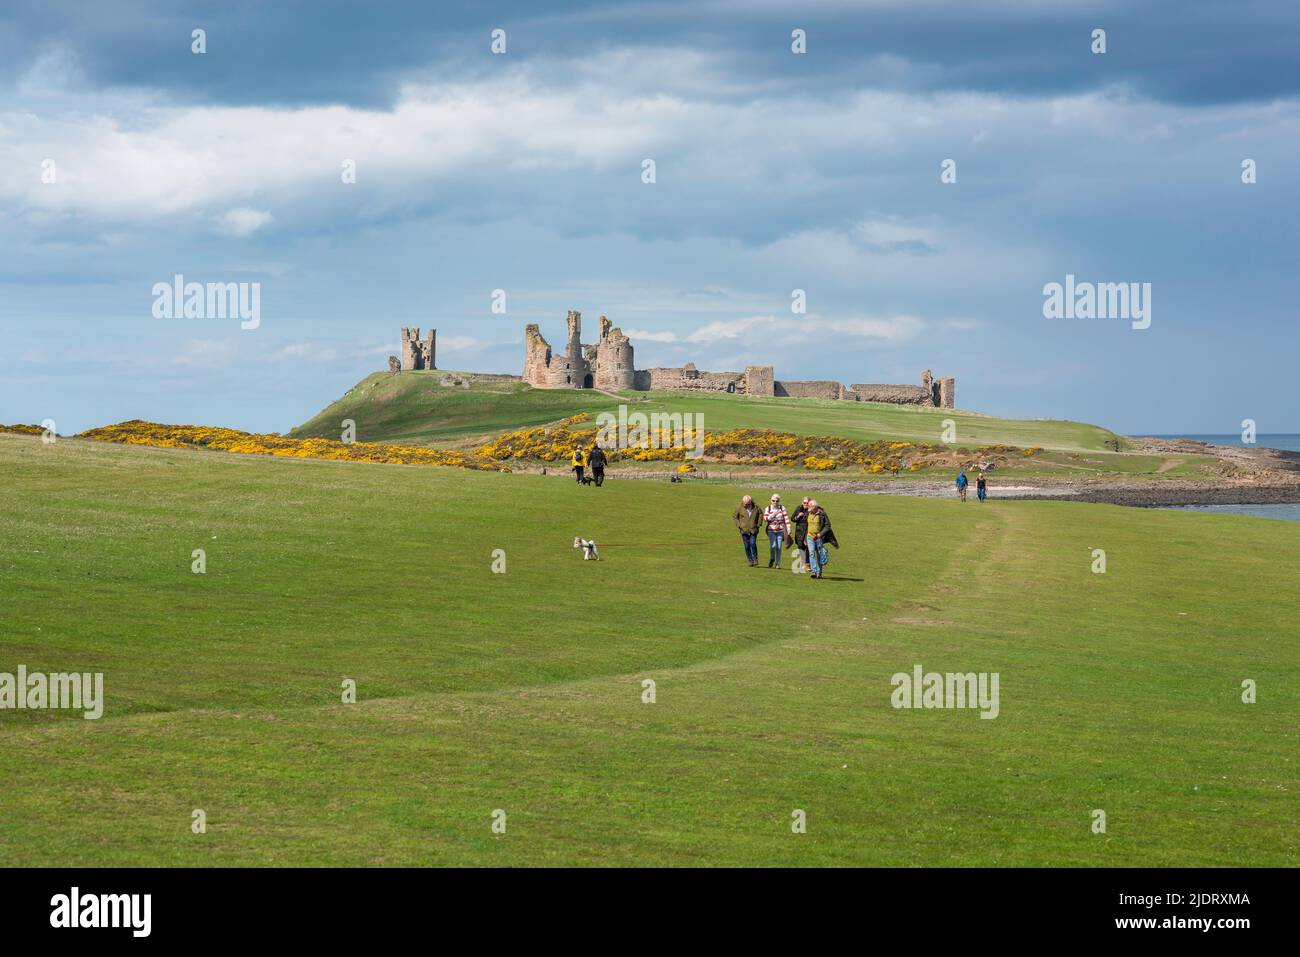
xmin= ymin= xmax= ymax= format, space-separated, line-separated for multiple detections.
xmin=956 ymin=467 xmax=968 ymax=501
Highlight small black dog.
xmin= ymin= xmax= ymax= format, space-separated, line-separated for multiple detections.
xmin=578 ymin=474 xmax=594 ymax=486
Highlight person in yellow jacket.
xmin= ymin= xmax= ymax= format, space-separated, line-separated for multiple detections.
xmin=571 ymin=446 xmax=589 ymax=484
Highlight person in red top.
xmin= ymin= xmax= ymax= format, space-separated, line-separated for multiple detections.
xmin=763 ymin=494 xmax=790 ymax=569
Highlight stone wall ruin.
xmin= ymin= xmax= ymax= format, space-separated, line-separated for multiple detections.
xmin=513 ymin=312 xmax=956 ymax=407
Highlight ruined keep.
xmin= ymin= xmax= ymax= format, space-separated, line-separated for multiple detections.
xmin=400 ymin=327 xmax=436 ymax=371
xmin=524 ymin=311 xmax=635 ymax=391
xmin=519 ymin=311 xmax=955 ymax=407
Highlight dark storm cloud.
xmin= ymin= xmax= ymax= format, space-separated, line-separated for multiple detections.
xmin=2 ymin=0 xmax=1297 ymax=108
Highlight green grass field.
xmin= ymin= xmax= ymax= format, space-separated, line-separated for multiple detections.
xmin=289 ymin=372 xmax=624 ymax=445
xmin=290 ymin=372 xmax=1122 ymax=452
xmin=1 ymin=432 xmax=1296 ymax=866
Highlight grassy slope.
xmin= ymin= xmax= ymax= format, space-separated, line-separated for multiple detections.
xmin=289 ymin=372 xmax=1121 ymax=452
xmin=622 ymin=391 xmax=1119 ymax=451
xmin=0 ymin=433 xmax=1296 ymax=866
xmin=289 ymin=372 xmax=624 ymax=446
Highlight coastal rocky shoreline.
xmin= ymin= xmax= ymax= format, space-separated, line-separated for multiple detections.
xmin=760 ymin=480 xmax=1300 ymax=507
xmin=1013 ymin=485 xmax=1300 ymax=507
xmin=528 ymin=436 xmax=1300 ymax=507
xmin=756 ymin=438 xmax=1300 ymax=507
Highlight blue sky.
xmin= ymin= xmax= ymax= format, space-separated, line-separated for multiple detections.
xmin=1 ymin=0 xmax=1297 ymax=435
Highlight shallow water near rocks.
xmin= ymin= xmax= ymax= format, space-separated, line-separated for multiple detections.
xmin=1158 ymin=503 xmax=1300 ymax=522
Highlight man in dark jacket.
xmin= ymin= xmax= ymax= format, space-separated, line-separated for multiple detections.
xmin=732 ymin=495 xmax=762 ymax=567
xmin=588 ymin=443 xmax=607 ymax=486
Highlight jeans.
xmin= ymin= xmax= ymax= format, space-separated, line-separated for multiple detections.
xmin=808 ymin=537 xmax=829 ymax=575
xmin=767 ymin=529 xmax=783 ymax=565
xmin=592 ymin=467 xmax=604 ymax=486
xmin=741 ymin=533 xmax=758 ymax=563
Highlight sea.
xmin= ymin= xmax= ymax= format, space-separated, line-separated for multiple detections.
xmin=1151 ymin=434 xmax=1300 ymax=522
xmin=1152 ymin=433 xmax=1300 ymax=452
xmin=1160 ymin=504 xmax=1300 ymax=523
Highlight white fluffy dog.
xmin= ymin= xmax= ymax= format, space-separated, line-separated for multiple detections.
xmin=573 ymin=536 xmax=600 ymax=561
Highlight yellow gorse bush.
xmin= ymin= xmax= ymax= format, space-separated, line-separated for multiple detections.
xmin=474 ymin=419 xmax=1037 ymax=473
xmin=78 ymin=420 xmax=508 ymax=472
xmin=0 ymin=424 xmax=46 ymax=436
xmin=65 ymin=415 xmax=1041 ymax=476
xmin=473 ymin=413 xmax=597 ymax=463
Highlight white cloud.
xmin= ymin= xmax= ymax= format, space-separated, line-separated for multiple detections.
xmin=16 ymin=45 xmax=84 ymax=95
xmin=621 ymin=328 xmax=681 ymax=342
xmin=682 ymin=313 xmax=923 ymax=345
xmin=173 ymin=338 xmax=240 ymax=369
xmin=685 ymin=315 xmax=782 ymax=343
xmin=272 ymin=342 xmax=338 ymax=362
xmin=5 ymin=50 xmax=1288 ymax=240
xmin=217 ymin=208 xmax=273 ymax=237
xmin=437 ymin=334 xmax=487 ymax=351
xmin=228 ymin=262 xmax=291 ymax=277
xmin=818 ymin=316 xmax=926 ymax=340
xmin=855 ymin=219 xmax=938 ymax=253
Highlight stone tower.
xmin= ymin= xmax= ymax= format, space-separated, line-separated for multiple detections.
xmin=938 ymin=377 xmax=956 ymax=409
xmin=566 ymin=310 xmax=582 ymax=361
xmin=744 ymin=365 xmax=775 ymax=396
xmin=522 ymin=324 xmax=551 ymax=385
xmin=400 ymin=328 xmax=436 ymax=370
xmin=594 ymin=318 xmax=635 ymax=390
xmin=524 ymin=319 xmax=590 ymax=388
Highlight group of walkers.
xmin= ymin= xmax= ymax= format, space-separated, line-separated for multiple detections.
xmin=733 ymin=493 xmax=838 ymax=578
xmin=729 ymin=467 xmax=983 ymax=579
xmin=955 ymin=467 xmax=989 ymax=502
xmin=576 ymin=443 xmax=983 ymax=576
xmin=570 ymin=444 xmax=607 ymax=486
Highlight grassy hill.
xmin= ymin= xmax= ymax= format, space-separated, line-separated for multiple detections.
xmin=289 ymin=371 xmax=623 ymax=446
xmin=1 ymin=432 xmax=1296 ymax=866
xmin=290 ymin=371 xmax=1122 ymax=452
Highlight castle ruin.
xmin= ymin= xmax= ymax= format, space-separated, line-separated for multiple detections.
xmin=399 ymin=327 xmax=436 ymax=371
xmin=522 ymin=311 xmax=638 ymax=391
xmin=520 ymin=311 xmax=954 ymax=407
